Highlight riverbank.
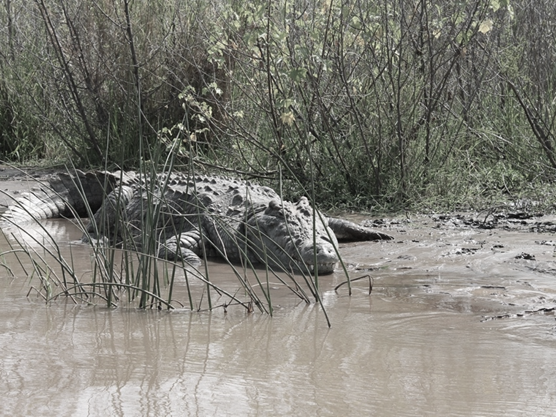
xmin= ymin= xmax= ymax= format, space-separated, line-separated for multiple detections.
xmin=1 ymin=166 xmax=556 ymax=322
xmin=0 ymin=165 xmax=61 ymax=209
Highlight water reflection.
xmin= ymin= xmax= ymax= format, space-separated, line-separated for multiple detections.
xmin=2 ymin=218 xmax=83 ymax=248
xmin=0 ymin=219 xmax=556 ymax=415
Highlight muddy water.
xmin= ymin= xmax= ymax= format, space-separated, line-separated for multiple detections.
xmin=1 ymin=217 xmax=556 ymax=416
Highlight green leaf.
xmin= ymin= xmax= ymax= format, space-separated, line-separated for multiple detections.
xmin=289 ymin=68 xmax=307 ymax=83
xmin=490 ymin=0 xmax=500 ymax=12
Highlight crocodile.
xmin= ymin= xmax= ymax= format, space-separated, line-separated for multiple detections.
xmin=1 ymin=171 xmax=393 ymax=274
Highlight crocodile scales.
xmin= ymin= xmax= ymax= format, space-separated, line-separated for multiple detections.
xmin=1 ymin=171 xmax=393 ymax=274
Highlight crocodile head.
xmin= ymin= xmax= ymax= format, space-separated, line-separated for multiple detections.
xmin=245 ymin=197 xmax=339 ymax=274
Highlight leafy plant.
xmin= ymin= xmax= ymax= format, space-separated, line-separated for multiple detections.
xmin=1 ymin=0 xmax=556 ymax=209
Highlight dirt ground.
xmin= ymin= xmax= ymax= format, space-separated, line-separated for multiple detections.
xmin=0 ymin=165 xmax=64 ymax=209
xmin=350 ymin=211 xmax=556 ymax=322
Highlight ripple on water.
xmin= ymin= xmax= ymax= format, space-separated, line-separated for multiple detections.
xmin=1 ymin=217 xmax=556 ymax=415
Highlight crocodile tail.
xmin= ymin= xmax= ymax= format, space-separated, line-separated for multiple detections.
xmin=1 ymin=170 xmax=119 ymax=226
xmin=327 ymin=217 xmax=393 ymax=241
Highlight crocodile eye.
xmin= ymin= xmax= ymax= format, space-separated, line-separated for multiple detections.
xmin=265 ymin=200 xmax=284 ymax=216
xmin=269 ymin=199 xmax=281 ymax=210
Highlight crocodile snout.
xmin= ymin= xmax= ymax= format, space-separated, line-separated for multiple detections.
xmin=299 ymin=241 xmax=339 ymax=274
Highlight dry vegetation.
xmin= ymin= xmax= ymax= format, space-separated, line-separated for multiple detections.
xmin=1 ymin=0 xmax=556 ymax=210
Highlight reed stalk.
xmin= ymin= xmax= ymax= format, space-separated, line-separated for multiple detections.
xmin=0 ymin=164 xmax=336 ymax=318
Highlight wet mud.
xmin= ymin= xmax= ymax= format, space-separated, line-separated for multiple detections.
xmin=349 ymin=212 xmax=556 ymax=324
xmin=1 ymin=171 xmax=556 ymax=415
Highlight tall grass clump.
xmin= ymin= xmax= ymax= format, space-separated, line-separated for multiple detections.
xmin=0 ymin=151 xmax=335 ymax=324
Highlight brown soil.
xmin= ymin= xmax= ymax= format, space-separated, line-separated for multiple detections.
xmin=0 ymin=165 xmax=64 ymax=209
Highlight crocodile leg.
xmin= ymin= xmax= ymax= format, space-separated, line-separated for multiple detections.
xmin=158 ymin=229 xmax=205 ymax=264
xmin=85 ymin=185 xmax=135 ymax=240
xmin=327 ymin=218 xmax=393 ymax=241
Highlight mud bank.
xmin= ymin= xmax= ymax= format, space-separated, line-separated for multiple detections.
xmin=1 ymin=168 xmax=556 ymax=324
xmin=0 ymin=165 xmax=62 ymax=209
xmin=339 ymin=212 xmax=556 ymax=323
